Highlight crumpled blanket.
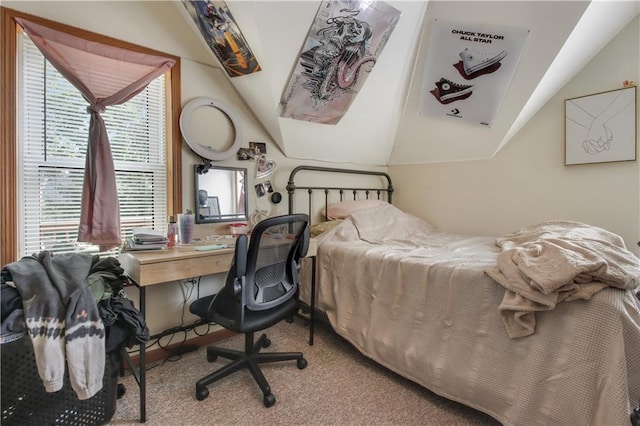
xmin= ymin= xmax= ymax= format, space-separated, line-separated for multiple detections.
xmin=485 ymin=220 xmax=640 ymax=338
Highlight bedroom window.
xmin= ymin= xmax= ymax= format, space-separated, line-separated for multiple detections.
xmin=1 ymin=8 xmax=183 ymax=264
xmin=19 ymin=35 xmax=168 ymax=256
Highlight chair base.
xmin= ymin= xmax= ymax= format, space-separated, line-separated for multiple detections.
xmin=195 ymin=331 xmax=307 ymax=407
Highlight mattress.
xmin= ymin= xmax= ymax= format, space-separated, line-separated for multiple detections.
xmin=301 ymin=204 xmax=640 ymax=425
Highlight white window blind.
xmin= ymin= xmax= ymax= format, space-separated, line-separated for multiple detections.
xmin=19 ymin=33 xmax=168 ymax=257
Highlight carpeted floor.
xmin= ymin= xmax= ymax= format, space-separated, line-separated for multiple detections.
xmin=108 ymin=319 xmax=500 ymax=425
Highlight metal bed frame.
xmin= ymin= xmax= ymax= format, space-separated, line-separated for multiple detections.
xmin=286 ymin=165 xmax=394 ymax=225
xmin=286 ymin=165 xmax=393 ymax=344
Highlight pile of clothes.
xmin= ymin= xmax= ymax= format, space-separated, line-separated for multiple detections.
xmin=1 ymin=251 xmax=148 ymax=400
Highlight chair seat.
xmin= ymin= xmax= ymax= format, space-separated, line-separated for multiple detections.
xmin=190 ymin=293 xmax=298 ymax=333
xmin=189 ymin=294 xmax=215 ymax=319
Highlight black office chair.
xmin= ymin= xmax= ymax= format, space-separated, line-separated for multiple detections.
xmin=189 ymin=214 xmax=310 ymax=407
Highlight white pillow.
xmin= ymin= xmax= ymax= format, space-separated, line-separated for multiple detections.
xmin=325 ymin=199 xmax=388 ymax=220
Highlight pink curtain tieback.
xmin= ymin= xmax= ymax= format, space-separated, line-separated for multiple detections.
xmin=87 ymin=104 xmax=106 ymax=114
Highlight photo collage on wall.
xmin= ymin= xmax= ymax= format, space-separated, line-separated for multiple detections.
xmin=419 ymin=20 xmax=529 ymax=127
xmin=237 ymin=142 xmax=274 ymax=198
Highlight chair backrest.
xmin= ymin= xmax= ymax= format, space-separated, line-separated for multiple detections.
xmin=244 ymin=214 xmax=309 ymax=311
xmin=211 ymin=214 xmax=310 ymax=329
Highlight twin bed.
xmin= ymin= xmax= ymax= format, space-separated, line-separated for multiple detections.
xmin=287 ymin=165 xmax=640 ymax=425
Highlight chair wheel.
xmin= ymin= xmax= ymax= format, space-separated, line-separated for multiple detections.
xmin=297 ymin=357 xmax=308 ymax=369
xmin=207 ymin=352 xmax=217 ymax=362
xmin=263 ymin=338 xmax=271 ymax=348
xmin=196 ymin=385 xmax=209 ymax=401
xmin=263 ymin=393 xmax=276 ymax=407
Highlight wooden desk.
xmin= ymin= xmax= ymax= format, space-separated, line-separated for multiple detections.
xmin=118 ymin=243 xmax=235 ymax=287
xmin=120 ymin=238 xmax=317 ymax=286
xmin=118 ymin=238 xmax=317 ymax=423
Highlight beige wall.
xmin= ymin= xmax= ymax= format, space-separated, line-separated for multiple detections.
xmin=390 ymin=16 xmax=640 ymax=254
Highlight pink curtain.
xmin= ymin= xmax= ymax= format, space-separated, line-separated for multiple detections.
xmin=17 ymin=18 xmax=176 ymax=250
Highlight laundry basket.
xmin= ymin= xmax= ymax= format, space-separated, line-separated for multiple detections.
xmin=1 ymin=335 xmax=118 ymax=426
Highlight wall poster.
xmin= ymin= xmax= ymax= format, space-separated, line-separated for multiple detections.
xmin=565 ymin=86 xmax=637 ymax=165
xmin=182 ymin=0 xmax=261 ymax=77
xmin=280 ymin=0 xmax=401 ymax=125
xmin=419 ymin=20 xmax=528 ymax=127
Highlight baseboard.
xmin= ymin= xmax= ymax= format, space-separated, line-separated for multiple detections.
xmin=125 ymin=328 xmax=236 ymax=367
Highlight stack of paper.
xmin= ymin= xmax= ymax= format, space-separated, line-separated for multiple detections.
xmin=125 ymin=228 xmax=169 ymax=250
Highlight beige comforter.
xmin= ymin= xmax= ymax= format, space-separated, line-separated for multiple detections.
xmin=486 ymin=221 xmax=640 ymax=338
xmin=301 ymin=204 xmax=640 ymax=425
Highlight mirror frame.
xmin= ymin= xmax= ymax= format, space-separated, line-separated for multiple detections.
xmin=194 ymin=164 xmax=248 ymax=224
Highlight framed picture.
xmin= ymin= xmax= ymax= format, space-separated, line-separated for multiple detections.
xmin=207 ymin=196 xmax=220 ymax=217
xmin=565 ymin=86 xmax=637 ymax=165
xmin=198 ymin=196 xmax=220 ymax=218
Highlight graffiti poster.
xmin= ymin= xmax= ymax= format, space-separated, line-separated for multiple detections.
xmin=182 ymin=0 xmax=260 ymax=77
xmin=419 ymin=20 xmax=528 ymax=127
xmin=280 ymin=0 xmax=401 ymax=125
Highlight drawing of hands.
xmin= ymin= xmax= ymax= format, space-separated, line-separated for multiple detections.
xmin=580 ymin=90 xmax=633 ymax=155
xmin=583 ymin=118 xmax=613 ymax=154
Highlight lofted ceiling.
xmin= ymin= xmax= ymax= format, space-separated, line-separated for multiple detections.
xmin=175 ymin=0 xmax=639 ymax=166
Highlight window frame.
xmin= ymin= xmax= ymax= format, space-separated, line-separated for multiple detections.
xmin=1 ymin=7 xmax=183 ymax=265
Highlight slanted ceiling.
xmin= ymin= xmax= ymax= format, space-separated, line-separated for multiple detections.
xmin=176 ymin=0 xmax=639 ymax=166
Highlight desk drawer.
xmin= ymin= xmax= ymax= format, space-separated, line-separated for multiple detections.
xmin=137 ymin=252 xmax=234 ymax=286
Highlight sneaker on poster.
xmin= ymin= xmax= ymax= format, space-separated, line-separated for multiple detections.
xmin=459 ymin=48 xmax=507 ymax=75
xmin=453 ymin=60 xmax=501 ymax=80
xmin=431 ymin=78 xmax=474 ymax=104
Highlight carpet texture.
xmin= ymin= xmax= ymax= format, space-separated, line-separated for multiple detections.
xmin=108 ymin=320 xmax=499 ymax=425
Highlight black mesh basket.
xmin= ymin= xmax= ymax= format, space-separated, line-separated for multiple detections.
xmin=1 ymin=335 xmax=118 ymax=426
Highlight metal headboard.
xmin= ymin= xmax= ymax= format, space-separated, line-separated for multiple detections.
xmin=286 ymin=165 xmax=394 ymax=225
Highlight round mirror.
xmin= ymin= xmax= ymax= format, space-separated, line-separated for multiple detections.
xmin=179 ymin=97 xmax=243 ymax=161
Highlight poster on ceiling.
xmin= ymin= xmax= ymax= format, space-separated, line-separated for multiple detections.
xmin=419 ymin=20 xmax=529 ymax=127
xmin=279 ymin=0 xmax=401 ymax=125
xmin=181 ymin=0 xmax=261 ymax=77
